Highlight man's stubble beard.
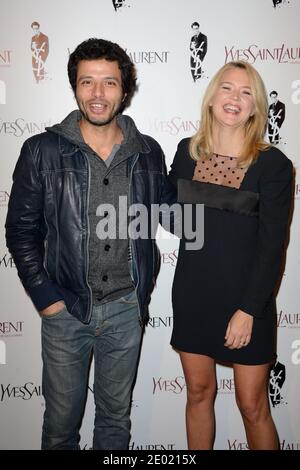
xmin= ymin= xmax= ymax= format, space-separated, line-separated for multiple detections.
xmin=77 ymin=99 xmax=123 ymax=127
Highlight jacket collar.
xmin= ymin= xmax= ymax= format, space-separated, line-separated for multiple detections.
xmin=47 ymin=110 xmax=151 ymax=157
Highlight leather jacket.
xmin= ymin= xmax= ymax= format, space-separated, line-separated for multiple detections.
xmin=6 ymin=126 xmax=175 ymax=323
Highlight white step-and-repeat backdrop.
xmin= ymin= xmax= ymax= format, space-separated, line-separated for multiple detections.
xmin=0 ymin=0 xmax=299 ymax=450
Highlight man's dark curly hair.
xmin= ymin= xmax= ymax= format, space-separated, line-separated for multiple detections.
xmin=68 ymin=38 xmax=137 ymax=113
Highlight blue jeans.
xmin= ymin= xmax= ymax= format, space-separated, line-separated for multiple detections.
xmin=41 ymin=290 xmax=142 ymax=450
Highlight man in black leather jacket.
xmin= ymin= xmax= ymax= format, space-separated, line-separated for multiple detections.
xmin=5 ymin=38 xmax=175 ymax=450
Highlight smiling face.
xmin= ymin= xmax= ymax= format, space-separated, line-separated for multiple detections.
xmin=75 ymin=59 xmax=125 ymax=128
xmin=210 ymin=67 xmax=255 ymax=131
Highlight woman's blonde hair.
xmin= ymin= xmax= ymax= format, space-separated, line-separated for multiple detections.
xmin=189 ymin=61 xmax=270 ymax=168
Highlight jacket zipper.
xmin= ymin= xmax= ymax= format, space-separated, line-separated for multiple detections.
xmin=83 ymin=151 xmax=93 ymax=322
xmin=129 ymin=153 xmax=143 ymax=326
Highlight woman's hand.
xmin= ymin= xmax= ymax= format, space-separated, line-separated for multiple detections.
xmin=224 ymin=309 xmax=253 ymax=349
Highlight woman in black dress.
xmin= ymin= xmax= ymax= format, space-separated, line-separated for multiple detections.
xmin=168 ymin=61 xmax=293 ymax=450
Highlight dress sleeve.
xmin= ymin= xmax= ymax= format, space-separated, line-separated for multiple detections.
xmin=168 ymin=138 xmax=192 ymax=187
xmin=239 ymin=149 xmax=293 ymax=318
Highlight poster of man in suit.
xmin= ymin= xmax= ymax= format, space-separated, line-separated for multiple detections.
xmin=273 ymin=0 xmax=283 ymax=7
xmin=268 ymin=91 xmax=286 ymax=145
xmin=269 ymin=361 xmax=286 ymax=407
xmin=31 ymin=21 xmax=49 ymax=83
xmin=112 ymin=0 xmax=129 ymax=11
xmin=190 ymin=22 xmax=207 ymax=82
